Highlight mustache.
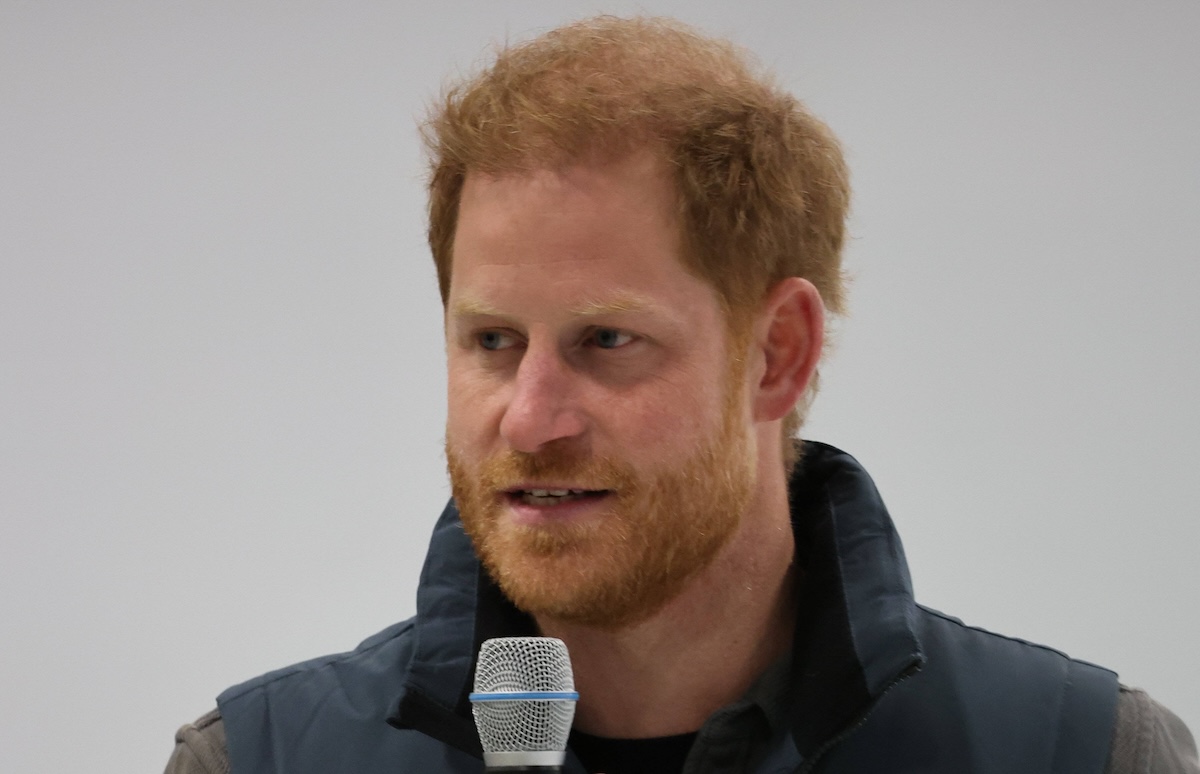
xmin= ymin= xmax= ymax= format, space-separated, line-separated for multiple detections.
xmin=475 ymin=448 xmax=635 ymax=492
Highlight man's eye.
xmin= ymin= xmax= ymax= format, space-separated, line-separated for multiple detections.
xmin=590 ymin=328 xmax=634 ymax=349
xmin=478 ymin=331 xmax=517 ymax=351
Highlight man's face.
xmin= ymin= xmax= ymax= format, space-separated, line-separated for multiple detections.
xmin=444 ymin=151 xmax=758 ymax=629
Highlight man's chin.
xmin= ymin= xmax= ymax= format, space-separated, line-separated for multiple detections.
xmin=500 ymin=579 xmax=669 ymax=631
xmin=482 ymin=547 xmax=688 ymax=631
xmin=479 ymin=549 xmax=617 ymax=624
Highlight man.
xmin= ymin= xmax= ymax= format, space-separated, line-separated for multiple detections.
xmin=166 ymin=16 xmax=1197 ymax=774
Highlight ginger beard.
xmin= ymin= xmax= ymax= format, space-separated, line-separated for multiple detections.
xmin=447 ymin=356 xmax=756 ymax=630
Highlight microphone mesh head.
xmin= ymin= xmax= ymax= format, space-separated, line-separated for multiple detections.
xmin=472 ymin=636 xmax=576 ymax=754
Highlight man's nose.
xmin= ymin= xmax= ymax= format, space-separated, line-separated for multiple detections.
xmin=498 ymin=344 xmax=587 ymax=454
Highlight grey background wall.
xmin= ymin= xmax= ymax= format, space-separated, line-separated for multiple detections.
xmin=2 ymin=1 xmax=1197 ymax=770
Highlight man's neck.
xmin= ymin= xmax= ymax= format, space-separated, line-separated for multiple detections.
xmin=536 ymin=480 xmax=797 ymax=739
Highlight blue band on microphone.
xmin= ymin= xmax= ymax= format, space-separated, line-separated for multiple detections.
xmin=469 ymin=690 xmax=580 ymax=702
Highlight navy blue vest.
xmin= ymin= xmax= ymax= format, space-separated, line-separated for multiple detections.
xmin=217 ymin=442 xmax=1118 ymax=773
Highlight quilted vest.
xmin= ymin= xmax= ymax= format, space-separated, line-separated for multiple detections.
xmin=218 ymin=442 xmax=1118 ymax=773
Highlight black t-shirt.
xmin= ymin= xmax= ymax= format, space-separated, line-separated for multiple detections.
xmin=569 ymin=728 xmax=698 ymax=774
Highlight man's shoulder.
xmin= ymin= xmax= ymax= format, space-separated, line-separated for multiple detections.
xmin=218 ymin=617 xmax=418 ymax=706
xmin=165 ymin=618 xmax=426 ymax=774
xmin=909 ymin=604 xmax=1120 ymax=718
xmin=822 ymin=606 xmax=1198 ymax=771
xmin=833 ymin=605 xmax=1121 ymax=770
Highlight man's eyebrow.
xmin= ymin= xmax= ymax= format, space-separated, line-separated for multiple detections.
xmin=449 ymin=297 xmax=502 ymax=318
xmin=449 ymin=294 xmax=661 ymax=319
xmin=568 ymin=294 xmax=658 ymax=316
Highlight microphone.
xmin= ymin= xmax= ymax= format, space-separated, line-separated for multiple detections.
xmin=470 ymin=636 xmax=579 ymax=772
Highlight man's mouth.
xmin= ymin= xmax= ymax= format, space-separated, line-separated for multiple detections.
xmin=505 ymin=488 xmax=610 ymax=506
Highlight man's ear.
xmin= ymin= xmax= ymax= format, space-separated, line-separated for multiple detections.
xmin=751 ymin=277 xmax=825 ymax=422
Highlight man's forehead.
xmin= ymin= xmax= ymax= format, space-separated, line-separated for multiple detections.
xmin=459 ymin=148 xmax=674 ymax=204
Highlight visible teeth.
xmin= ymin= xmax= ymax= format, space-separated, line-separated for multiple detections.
xmin=519 ymin=488 xmax=596 ymax=504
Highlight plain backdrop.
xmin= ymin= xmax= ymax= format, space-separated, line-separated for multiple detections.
xmin=2 ymin=1 xmax=1197 ymax=770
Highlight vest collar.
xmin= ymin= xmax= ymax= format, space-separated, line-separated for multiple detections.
xmin=385 ymin=496 xmax=523 ymax=757
xmin=387 ymin=441 xmax=925 ymax=761
xmin=784 ymin=441 xmax=925 ymax=759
